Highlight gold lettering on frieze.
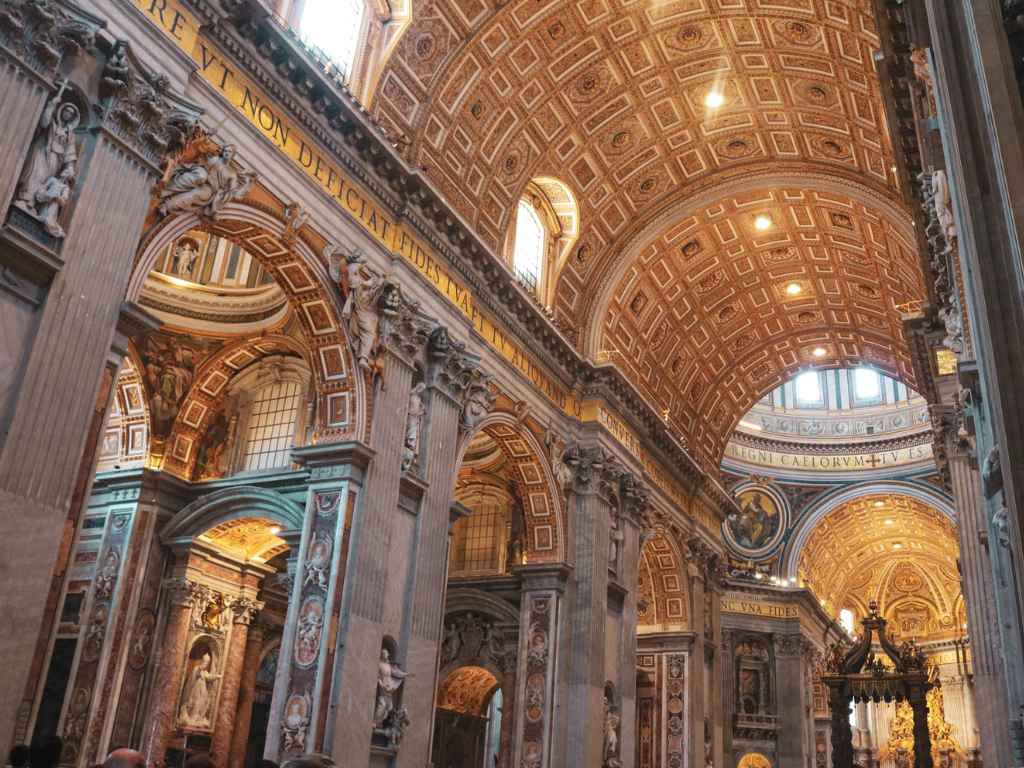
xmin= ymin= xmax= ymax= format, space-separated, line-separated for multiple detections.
xmin=723 ymin=442 xmax=933 ymax=472
xmin=721 ymin=599 xmax=800 ymax=619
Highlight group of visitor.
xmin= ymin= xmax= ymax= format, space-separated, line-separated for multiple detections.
xmin=5 ymin=740 xmax=336 ymax=768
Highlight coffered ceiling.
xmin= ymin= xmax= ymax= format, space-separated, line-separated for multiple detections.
xmin=371 ymin=0 xmax=917 ymax=468
xmin=797 ymin=494 xmax=963 ymax=640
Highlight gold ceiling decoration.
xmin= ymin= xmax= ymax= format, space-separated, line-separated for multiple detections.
xmin=199 ymin=516 xmax=288 ymax=563
xmin=437 ymin=665 xmax=499 ymax=716
xmin=371 ymin=1 xmax=917 ymax=470
xmin=798 ymin=495 xmax=962 ymax=641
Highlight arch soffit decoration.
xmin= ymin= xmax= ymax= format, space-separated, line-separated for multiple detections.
xmin=445 ymin=587 xmax=522 ymax=627
xmin=369 ymin=2 xmax=917 ymax=470
xmin=639 ymin=530 xmax=689 ymax=630
xmin=160 ymin=333 xmax=311 ymax=479
xmin=130 ymin=199 xmax=366 ymax=462
xmin=161 ymin=485 xmax=305 ymax=544
xmin=781 ymin=479 xmax=956 ymax=579
xmin=456 ymin=410 xmax=566 ymax=564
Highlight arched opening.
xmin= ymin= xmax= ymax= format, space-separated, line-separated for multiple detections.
xmin=432 ymin=665 xmax=501 ymax=768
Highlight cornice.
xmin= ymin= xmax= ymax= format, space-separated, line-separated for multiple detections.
xmin=179 ymin=0 xmax=728 ymax=514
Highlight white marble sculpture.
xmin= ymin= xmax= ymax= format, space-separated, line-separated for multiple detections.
xmin=401 ymin=382 xmax=427 ymax=472
xmin=178 ymin=652 xmax=221 ymax=729
xmin=158 ymin=144 xmax=255 ymax=218
xmin=15 ymin=81 xmax=79 ymax=237
xmin=374 ymin=649 xmax=410 ymax=729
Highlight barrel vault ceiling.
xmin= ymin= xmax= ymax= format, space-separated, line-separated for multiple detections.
xmin=371 ymin=0 xmax=922 ymax=468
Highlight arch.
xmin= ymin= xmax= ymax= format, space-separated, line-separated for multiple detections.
xmin=161 ymin=334 xmax=312 ymax=479
xmin=130 ymin=199 xmax=365 ymax=459
xmin=455 ymin=411 xmax=566 ymax=564
xmin=97 ymin=355 xmax=152 ymax=472
xmin=781 ymin=480 xmax=956 ymax=580
xmin=638 ymin=531 xmax=689 ymax=631
xmin=588 ymin=180 xmax=921 ymax=467
xmin=161 ymin=486 xmax=305 ymax=545
xmin=445 ymin=588 xmax=522 ymax=627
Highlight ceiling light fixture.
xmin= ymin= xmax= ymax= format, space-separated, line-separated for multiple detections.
xmin=786 ymin=282 xmax=802 ymax=296
xmin=892 ymin=543 xmax=903 ymax=549
xmin=268 ymin=525 xmax=282 ymax=535
xmin=754 ymin=214 xmax=773 ymax=231
xmin=705 ymin=90 xmax=725 ymax=108
xmin=812 ymin=347 xmax=827 ymax=358
xmin=873 ymin=500 xmax=885 ymax=508
xmin=885 ymin=519 xmax=894 ymax=526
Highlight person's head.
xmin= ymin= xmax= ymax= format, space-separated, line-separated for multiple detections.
xmin=183 ymin=755 xmax=215 ymax=768
xmin=58 ymin=104 xmax=78 ymax=124
xmin=8 ymin=744 xmax=30 ymax=768
xmin=103 ymin=748 xmax=146 ymax=768
xmin=29 ymin=736 xmax=63 ymax=768
xmin=280 ymin=755 xmax=334 ymax=768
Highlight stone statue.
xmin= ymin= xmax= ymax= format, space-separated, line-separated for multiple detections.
xmin=330 ymin=249 xmax=396 ymax=373
xmin=992 ymin=504 xmax=1011 ymax=548
xmin=545 ymin=427 xmax=573 ymax=492
xmin=374 ymin=649 xmax=411 ymax=729
xmin=461 ymin=379 xmax=494 ymax=432
xmin=172 ymin=238 xmax=200 ymax=278
xmin=602 ymin=697 xmax=621 ymax=767
xmin=401 ymin=382 xmax=427 ymax=472
xmin=14 ymin=80 xmax=79 ymax=236
xmin=157 ymin=144 xmax=255 ymax=218
xmin=982 ymin=444 xmax=1002 ymax=499
xmin=178 ymin=651 xmax=221 ymax=728
xmin=102 ymin=41 xmax=131 ymax=94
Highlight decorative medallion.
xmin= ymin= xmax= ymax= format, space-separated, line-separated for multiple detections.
xmin=723 ymin=483 xmax=788 ymax=558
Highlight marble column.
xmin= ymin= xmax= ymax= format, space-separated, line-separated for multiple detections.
xmin=707 ymin=572 xmax=725 ymax=768
xmin=0 ymin=10 xmax=196 ymax=753
xmin=143 ymin=579 xmax=202 ymax=766
xmin=324 ymin=299 xmax=432 ymax=766
xmin=228 ymin=619 xmax=268 ymax=768
xmin=269 ymin=444 xmax=372 ymax=760
xmin=560 ymin=441 xmax=622 ymax=767
xmin=396 ymin=329 xmax=492 ymax=766
xmin=615 ymin=481 xmax=647 ymax=767
xmin=684 ymin=540 xmax=709 ymax=768
xmin=947 ymin=438 xmax=1012 ymax=768
xmin=510 ymin=563 xmax=571 ymax=768
xmin=775 ymin=633 xmax=808 ymax=766
xmin=212 ymin=600 xmax=262 ymax=764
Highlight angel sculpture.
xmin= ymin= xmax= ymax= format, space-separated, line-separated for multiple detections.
xmin=157 ymin=144 xmax=255 ymax=218
xmin=328 ymin=246 xmax=399 ymax=374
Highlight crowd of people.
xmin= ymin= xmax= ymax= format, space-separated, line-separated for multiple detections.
xmin=5 ymin=739 xmax=336 ymax=768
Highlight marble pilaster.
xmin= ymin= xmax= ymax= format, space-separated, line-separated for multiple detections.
xmin=228 ymin=619 xmax=269 ymax=768
xmin=560 ymin=441 xmax=622 ymax=767
xmin=212 ymin=600 xmax=262 ymax=764
xmin=510 ymin=563 xmax=570 ymax=768
xmin=143 ymin=579 xmax=203 ymax=766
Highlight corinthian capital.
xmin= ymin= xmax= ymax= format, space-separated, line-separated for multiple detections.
xmin=561 ymin=443 xmax=624 ymax=498
xmin=231 ymin=597 xmax=264 ymax=626
xmin=425 ymin=327 xmax=496 ymax=429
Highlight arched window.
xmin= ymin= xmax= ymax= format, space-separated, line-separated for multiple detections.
xmin=512 ymin=199 xmax=546 ymax=293
xmin=241 ymin=379 xmax=303 ymax=471
xmin=298 ymin=0 xmax=367 ymax=80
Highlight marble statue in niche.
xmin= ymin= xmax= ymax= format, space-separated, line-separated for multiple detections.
xmin=401 ymin=382 xmax=426 ymax=473
xmin=728 ymin=489 xmax=780 ymax=550
xmin=373 ymin=648 xmax=411 ymax=747
xmin=178 ymin=640 xmax=221 ymax=729
xmin=602 ymin=695 xmax=622 ymax=767
xmin=157 ymin=144 xmax=255 ymax=218
xmin=171 ymin=236 xmax=200 ymax=278
xmin=14 ymin=81 xmax=79 ymax=237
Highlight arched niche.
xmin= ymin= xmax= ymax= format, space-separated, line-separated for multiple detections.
xmin=638 ymin=531 xmax=689 ymax=631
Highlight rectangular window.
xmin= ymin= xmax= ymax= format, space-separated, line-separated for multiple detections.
xmin=853 ymin=367 xmax=881 ymax=404
xmin=242 ymin=380 xmax=302 ymax=472
xmin=300 ymin=0 xmax=366 ymax=80
xmin=795 ymin=371 xmax=823 ymax=406
xmin=450 ymin=497 xmax=506 ymax=575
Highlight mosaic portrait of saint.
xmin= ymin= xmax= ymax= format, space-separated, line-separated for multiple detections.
xmin=728 ymin=489 xmax=782 ymax=551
